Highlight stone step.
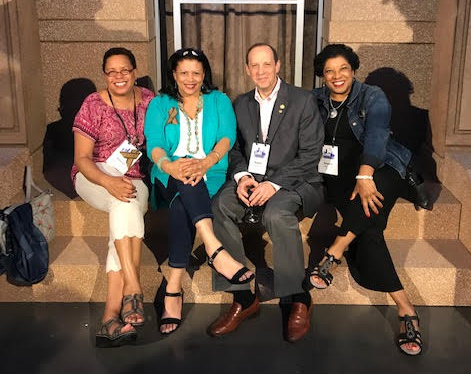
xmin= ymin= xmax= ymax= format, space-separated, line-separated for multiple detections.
xmin=1 ymin=236 xmax=470 ymax=306
xmin=0 ymin=147 xmax=30 ymax=208
xmin=42 ymin=185 xmax=461 ymax=239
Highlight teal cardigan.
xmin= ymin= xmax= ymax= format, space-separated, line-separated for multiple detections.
xmin=144 ymin=90 xmax=236 ymax=205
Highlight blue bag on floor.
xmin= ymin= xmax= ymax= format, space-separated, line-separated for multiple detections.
xmin=1 ymin=202 xmax=49 ymax=286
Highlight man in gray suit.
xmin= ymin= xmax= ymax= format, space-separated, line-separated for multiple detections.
xmin=208 ymin=43 xmax=324 ymax=342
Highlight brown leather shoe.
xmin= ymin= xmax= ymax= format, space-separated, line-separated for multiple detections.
xmin=208 ymin=297 xmax=260 ymax=337
xmin=285 ymin=301 xmax=313 ymax=342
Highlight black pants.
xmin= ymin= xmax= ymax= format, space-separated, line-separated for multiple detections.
xmin=326 ymin=165 xmax=414 ymax=292
xmin=155 ymin=177 xmax=213 ymax=268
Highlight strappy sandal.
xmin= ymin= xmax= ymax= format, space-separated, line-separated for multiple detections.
xmin=398 ymin=313 xmax=423 ymax=356
xmin=159 ymin=290 xmax=184 ymax=335
xmin=96 ymin=317 xmax=137 ymax=348
xmin=208 ymin=246 xmax=255 ymax=285
xmin=121 ymin=293 xmax=145 ymax=327
xmin=303 ymin=250 xmax=342 ymax=291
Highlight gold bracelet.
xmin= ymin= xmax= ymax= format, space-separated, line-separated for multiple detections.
xmin=210 ymin=150 xmax=221 ymax=161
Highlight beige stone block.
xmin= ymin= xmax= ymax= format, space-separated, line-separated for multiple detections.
xmin=328 ymin=21 xmax=435 ymax=44
xmin=442 ymin=151 xmax=471 ymax=253
xmin=40 ymin=42 xmax=153 ymax=123
xmin=39 ymin=20 xmax=150 ymax=42
xmin=0 ymin=147 xmax=30 ymax=208
xmin=36 ymin=0 xmax=147 ymax=20
xmin=347 ymin=43 xmax=434 ymax=109
xmin=329 ymin=0 xmax=438 ymax=21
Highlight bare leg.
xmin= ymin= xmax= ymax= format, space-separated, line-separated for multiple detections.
xmin=389 ymin=289 xmax=421 ymax=353
xmin=101 ymin=270 xmax=135 ymax=334
xmin=114 ymin=236 xmax=143 ymax=325
xmin=196 ymin=218 xmax=252 ymax=282
xmin=310 ymin=231 xmax=356 ymax=287
xmin=160 ymin=267 xmax=184 ymax=334
xmin=131 ymin=236 xmax=142 ymax=282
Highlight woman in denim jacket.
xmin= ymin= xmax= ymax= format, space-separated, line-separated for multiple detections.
xmin=307 ymin=44 xmax=423 ymax=355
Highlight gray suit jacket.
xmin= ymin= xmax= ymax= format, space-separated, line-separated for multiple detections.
xmin=229 ymin=80 xmax=325 ymax=217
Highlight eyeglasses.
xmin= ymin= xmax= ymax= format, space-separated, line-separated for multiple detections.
xmin=182 ymin=50 xmax=198 ymax=57
xmin=104 ymin=68 xmax=134 ymax=77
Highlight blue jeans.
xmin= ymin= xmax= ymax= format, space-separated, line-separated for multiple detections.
xmin=155 ymin=176 xmax=213 ymax=268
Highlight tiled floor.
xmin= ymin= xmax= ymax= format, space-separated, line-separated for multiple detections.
xmin=1 ymin=303 xmax=470 ymax=374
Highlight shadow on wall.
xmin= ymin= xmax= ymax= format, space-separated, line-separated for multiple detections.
xmin=42 ymin=78 xmax=97 ymax=198
xmin=365 ymin=67 xmax=442 ymax=203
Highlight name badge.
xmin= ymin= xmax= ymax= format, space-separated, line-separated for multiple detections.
xmin=248 ymin=142 xmax=270 ymax=176
xmin=318 ymin=145 xmax=338 ymax=176
xmin=106 ymin=139 xmax=142 ymax=175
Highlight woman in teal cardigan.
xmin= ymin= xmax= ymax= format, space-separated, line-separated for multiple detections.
xmin=144 ymin=48 xmax=254 ymax=335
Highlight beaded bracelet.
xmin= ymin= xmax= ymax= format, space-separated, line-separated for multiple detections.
xmin=157 ymin=156 xmax=170 ymax=172
xmin=355 ymin=175 xmax=373 ymax=180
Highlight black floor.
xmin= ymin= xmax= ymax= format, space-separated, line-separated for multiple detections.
xmin=1 ymin=303 xmax=470 ymax=374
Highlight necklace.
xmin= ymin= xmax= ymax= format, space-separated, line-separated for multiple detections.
xmin=329 ymin=95 xmax=348 ymax=118
xmin=178 ymin=94 xmax=203 ymax=155
xmin=107 ymin=89 xmax=139 ymax=146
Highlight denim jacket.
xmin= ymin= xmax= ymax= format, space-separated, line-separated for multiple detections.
xmin=313 ymin=80 xmax=411 ymax=178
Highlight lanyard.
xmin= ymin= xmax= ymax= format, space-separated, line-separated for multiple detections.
xmin=107 ymin=89 xmax=139 ymax=146
xmin=324 ymin=106 xmax=345 ymax=147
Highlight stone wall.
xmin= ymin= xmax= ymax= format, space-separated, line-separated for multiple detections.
xmin=36 ymin=0 xmax=157 ymax=124
xmin=323 ymin=0 xmax=438 ymax=110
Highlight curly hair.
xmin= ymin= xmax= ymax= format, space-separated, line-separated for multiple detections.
xmin=160 ymin=48 xmax=217 ymax=102
xmin=313 ymin=44 xmax=360 ymax=77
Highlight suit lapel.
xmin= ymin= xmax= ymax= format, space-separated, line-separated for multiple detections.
xmin=247 ymin=92 xmax=261 ymax=141
xmin=266 ymin=81 xmax=289 ymax=142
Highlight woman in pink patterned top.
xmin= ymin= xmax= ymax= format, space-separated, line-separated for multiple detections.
xmin=72 ymin=47 xmax=154 ymax=347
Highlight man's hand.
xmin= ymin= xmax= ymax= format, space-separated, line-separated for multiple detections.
xmin=236 ymin=175 xmax=258 ymax=206
xmin=350 ymin=179 xmax=384 ymax=217
xmin=249 ymin=181 xmax=277 ymax=206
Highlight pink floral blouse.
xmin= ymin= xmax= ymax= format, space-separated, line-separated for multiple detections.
xmin=71 ymin=87 xmax=154 ymax=183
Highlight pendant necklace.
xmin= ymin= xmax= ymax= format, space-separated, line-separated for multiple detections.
xmin=329 ymin=95 xmax=348 ymax=119
xmin=178 ymin=94 xmax=203 ymax=155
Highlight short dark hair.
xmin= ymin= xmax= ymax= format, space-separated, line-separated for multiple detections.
xmin=245 ymin=43 xmax=279 ymax=65
xmin=102 ymin=47 xmax=137 ymax=72
xmin=313 ymin=44 xmax=360 ymax=77
xmin=160 ymin=48 xmax=217 ymax=101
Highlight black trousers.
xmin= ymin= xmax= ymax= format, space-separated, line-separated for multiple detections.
xmin=326 ymin=165 xmax=414 ymax=292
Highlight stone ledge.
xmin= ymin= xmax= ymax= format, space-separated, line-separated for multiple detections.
xmin=0 ymin=236 xmax=470 ymax=306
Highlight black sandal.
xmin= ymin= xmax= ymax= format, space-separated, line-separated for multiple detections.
xmin=208 ymin=246 xmax=254 ymax=285
xmin=303 ymin=250 xmax=342 ymax=291
xmin=398 ymin=313 xmax=423 ymax=356
xmin=96 ymin=317 xmax=137 ymax=348
xmin=159 ymin=290 xmax=184 ymax=335
xmin=121 ymin=293 xmax=145 ymax=327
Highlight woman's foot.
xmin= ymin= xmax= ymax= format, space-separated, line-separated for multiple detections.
xmin=307 ymin=250 xmax=342 ymax=289
xmin=121 ymin=290 xmax=145 ymax=326
xmin=398 ymin=308 xmax=423 ymax=355
xmin=96 ymin=317 xmax=136 ymax=348
xmin=208 ymin=246 xmax=253 ymax=283
xmin=160 ymin=288 xmax=184 ymax=334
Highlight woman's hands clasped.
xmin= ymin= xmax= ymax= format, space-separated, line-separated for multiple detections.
xmin=350 ymin=179 xmax=384 ymax=218
xmin=163 ymin=158 xmax=211 ymax=186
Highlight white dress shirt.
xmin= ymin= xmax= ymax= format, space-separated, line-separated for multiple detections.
xmin=234 ymin=77 xmax=281 ymax=191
